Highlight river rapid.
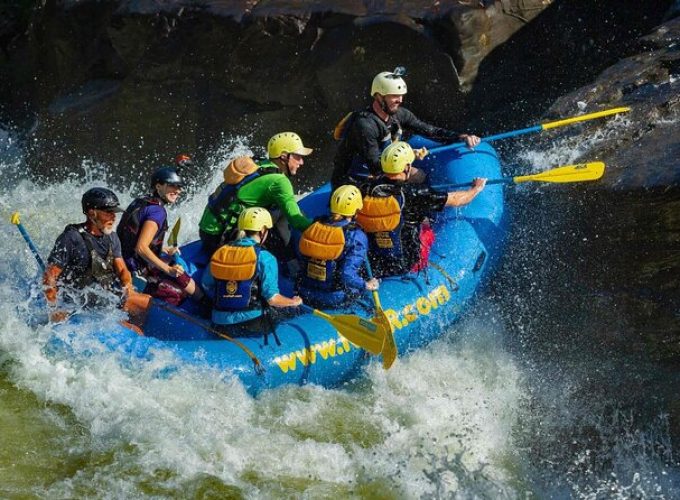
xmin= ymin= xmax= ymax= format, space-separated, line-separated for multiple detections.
xmin=1 ymin=124 xmax=679 ymax=498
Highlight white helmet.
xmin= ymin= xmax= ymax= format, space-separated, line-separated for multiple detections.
xmin=371 ymin=71 xmax=406 ymax=97
xmin=371 ymin=71 xmax=408 ymax=97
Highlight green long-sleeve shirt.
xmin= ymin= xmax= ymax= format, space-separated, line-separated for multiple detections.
xmin=236 ymin=173 xmax=312 ymax=231
xmin=198 ymin=162 xmax=312 ymax=237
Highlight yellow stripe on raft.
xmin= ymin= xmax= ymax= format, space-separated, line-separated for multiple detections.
xmin=272 ymin=284 xmax=453 ymax=374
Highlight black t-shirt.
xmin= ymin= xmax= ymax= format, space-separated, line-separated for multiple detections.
xmin=332 ymin=106 xmax=459 ymax=186
xmin=364 ymin=180 xmax=448 ymax=223
xmin=48 ymin=225 xmax=122 ymax=284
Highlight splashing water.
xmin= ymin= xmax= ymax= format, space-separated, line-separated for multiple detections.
xmin=0 ymin=133 xmax=522 ymax=497
xmin=1 ymin=130 xmax=678 ymax=497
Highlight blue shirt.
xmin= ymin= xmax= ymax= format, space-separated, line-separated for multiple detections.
xmin=201 ymin=237 xmax=280 ymax=325
xmin=298 ymin=219 xmax=369 ymax=307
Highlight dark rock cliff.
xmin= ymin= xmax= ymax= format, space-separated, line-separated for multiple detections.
xmin=0 ymin=0 xmax=558 ymax=183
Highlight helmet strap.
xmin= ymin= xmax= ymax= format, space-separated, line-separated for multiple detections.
xmin=373 ymin=98 xmax=390 ymax=120
xmin=153 ymin=185 xmax=169 ymax=204
xmin=85 ymin=210 xmax=104 ymax=236
xmin=278 ymin=154 xmax=291 ymax=177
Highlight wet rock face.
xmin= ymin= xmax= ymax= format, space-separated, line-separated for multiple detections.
xmin=0 ymin=0 xmax=552 ymax=185
xmin=547 ymin=16 xmax=680 ymax=191
xmin=525 ymin=16 xmax=680 ymax=375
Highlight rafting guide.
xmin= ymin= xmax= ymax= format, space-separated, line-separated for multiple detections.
xmin=331 ymin=67 xmax=481 ymax=188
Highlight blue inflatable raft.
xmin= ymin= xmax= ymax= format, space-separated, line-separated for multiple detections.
xmin=73 ymin=139 xmax=507 ymax=394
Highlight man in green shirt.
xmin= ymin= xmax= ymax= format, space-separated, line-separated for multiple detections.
xmin=198 ymin=131 xmax=314 ymax=257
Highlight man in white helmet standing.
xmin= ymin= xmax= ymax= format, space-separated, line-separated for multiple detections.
xmin=331 ymin=68 xmax=481 ymax=189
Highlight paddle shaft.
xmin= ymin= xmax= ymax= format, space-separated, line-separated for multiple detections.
xmin=428 ymin=107 xmax=630 ymax=155
xmin=432 ymin=162 xmax=605 ymax=191
xmin=433 ymin=178 xmax=510 ymax=190
xmin=300 ymin=303 xmax=332 ymax=320
xmin=152 ymin=299 xmax=264 ymax=371
xmin=364 ymin=258 xmax=398 ymax=369
xmin=363 ymin=258 xmax=382 ymax=310
xmin=11 ymin=214 xmax=46 ymax=271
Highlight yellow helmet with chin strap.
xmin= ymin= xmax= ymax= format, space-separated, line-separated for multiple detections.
xmin=371 ymin=71 xmax=407 ymax=96
xmin=381 ymin=141 xmax=415 ymax=174
xmin=330 ymin=185 xmax=363 ymax=216
xmin=267 ymin=132 xmax=314 ymax=159
xmin=238 ymin=207 xmax=273 ymax=232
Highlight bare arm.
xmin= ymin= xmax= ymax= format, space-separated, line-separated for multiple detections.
xmin=135 ymin=220 xmax=183 ymax=276
xmin=113 ymin=257 xmax=133 ymax=292
xmin=267 ymin=294 xmax=303 ymax=308
xmin=445 ymin=178 xmax=487 ymax=207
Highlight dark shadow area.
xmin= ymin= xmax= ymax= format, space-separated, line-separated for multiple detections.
xmin=468 ymin=0 xmax=674 ymax=133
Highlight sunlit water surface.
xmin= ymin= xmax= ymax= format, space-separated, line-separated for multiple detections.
xmin=0 ymin=126 xmax=678 ymax=498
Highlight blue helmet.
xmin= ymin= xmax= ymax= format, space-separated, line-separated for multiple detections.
xmin=151 ymin=166 xmax=184 ymax=188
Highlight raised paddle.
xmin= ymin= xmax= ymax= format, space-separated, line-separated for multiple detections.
xmin=167 ymin=217 xmax=182 ymax=250
xmin=365 ymin=258 xmax=397 ymax=369
xmin=429 ymin=107 xmax=630 ymax=155
xmin=10 ymin=212 xmax=46 ymax=271
xmin=432 ymin=162 xmax=605 ymax=191
xmin=299 ymin=304 xmax=386 ymax=355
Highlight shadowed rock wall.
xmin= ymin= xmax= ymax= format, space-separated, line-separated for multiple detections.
xmin=0 ymin=0 xmax=551 ymax=186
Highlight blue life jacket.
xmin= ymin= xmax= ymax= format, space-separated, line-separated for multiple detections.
xmin=210 ymin=244 xmax=262 ymax=312
xmin=357 ymin=183 xmax=418 ymax=276
xmin=298 ymin=219 xmax=365 ymax=307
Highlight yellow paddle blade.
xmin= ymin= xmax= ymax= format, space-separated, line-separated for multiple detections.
xmin=312 ymin=309 xmax=386 ymax=355
xmin=168 ymin=217 xmax=182 ymax=247
xmin=368 ymin=290 xmax=397 ymax=369
xmin=10 ymin=212 xmax=21 ymax=225
xmin=513 ymin=162 xmax=605 ymax=184
xmin=376 ymin=308 xmax=397 ymax=369
xmin=541 ymin=107 xmax=630 ymax=130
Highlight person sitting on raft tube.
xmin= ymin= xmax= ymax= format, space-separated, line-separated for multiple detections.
xmin=358 ymin=141 xmax=487 ymax=278
xmin=331 ymin=67 xmax=481 ymax=189
xmin=297 ymin=185 xmax=380 ymax=308
xmin=117 ymin=166 xmax=205 ymax=306
xmin=201 ymin=207 xmax=303 ymax=333
xmin=43 ymin=188 xmax=150 ymax=324
xmin=198 ymin=132 xmax=314 ymax=257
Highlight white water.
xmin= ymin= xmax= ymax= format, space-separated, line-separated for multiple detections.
xmin=1 ymin=129 xmax=678 ymax=497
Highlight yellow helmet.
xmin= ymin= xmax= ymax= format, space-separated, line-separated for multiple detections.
xmin=237 ymin=207 xmax=273 ymax=232
xmin=330 ymin=185 xmax=363 ymax=216
xmin=371 ymin=71 xmax=407 ymax=97
xmin=380 ymin=141 xmax=415 ymax=174
xmin=267 ymin=132 xmax=313 ymax=159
